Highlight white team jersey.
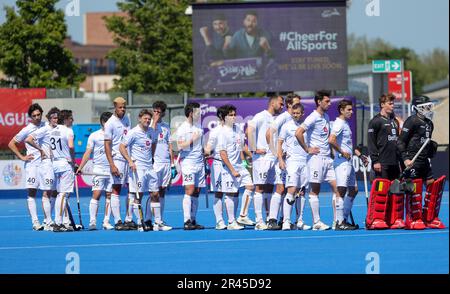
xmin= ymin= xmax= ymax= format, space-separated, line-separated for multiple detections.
xmin=279 ymin=120 xmax=307 ymax=161
xmin=331 ymin=117 xmax=353 ymax=156
xmin=207 ymin=124 xmax=223 ymax=161
xmin=249 ymin=110 xmax=275 ymax=160
xmin=217 ymin=124 xmax=245 ymax=166
xmin=14 ymin=122 xmax=45 ymax=165
xmin=86 ymin=129 xmax=109 ymax=168
xmin=176 ymin=121 xmax=204 ymax=164
xmin=122 ymin=125 xmax=156 ymax=169
xmin=31 ymin=124 xmax=55 ymax=159
xmin=153 ymin=122 xmax=172 ymax=164
xmin=300 ymin=110 xmax=331 ymax=156
xmin=104 ymin=114 xmax=130 ymax=161
xmin=272 ymin=111 xmax=292 ymax=153
xmin=49 ymin=125 xmax=73 ymax=161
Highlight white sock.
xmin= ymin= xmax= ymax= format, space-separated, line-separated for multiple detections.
xmin=62 ymin=200 xmax=70 ymax=225
xmin=268 ymin=192 xmax=282 ymax=220
xmin=254 ymin=192 xmax=264 ymax=223
xmin=111 ymin=194 xmax=121 ymax=224
xmin=89 ymin=199 xmax=99 ymax=225
xmin=182 ymin=194 xmax=192 ymax=222
xmin=283 ymin=193 xmax=295 ymax=222
xmin=125 ymin=193 xmax=135 ymax=222
xmin=224 ymin=195 xmax=235 ymax=223
xmin=309 ymin=194 xmax=320 ymax=224
xmin=191 ymin=196 xmax=199 ymax=221
xmin=151 ymin=202 xmax=161 ymax=224
xmin=27 ymin=197 xmax=39 ymax=223
xmin=42 ymin=197 xmax=52 ymax=223
xmin=103 ymin=198 xmax=111 ymax=224
xmin=54 ymin=193 xmax=64 ymax=225
xmin=132 ymin=202 xmax=142 ymax=225
xmin=239 ymin=189 xmax=253 ymax=217
xmin=213 ymin=197 xmax=223 ymax=223
xmin=144 ymin=197 xmax=152 ymax=222
xmin=332 ymin=193 xmax=336 ymax=222
xmin=296 ymin=195 xmax=307 ymax=222
xmin=336 ymin=196 xmax=344 ymax=223
xmin=343 ymin=195 xmax=355 ymax=221
xmin=263 ymin=193 xmax=271 ymax=219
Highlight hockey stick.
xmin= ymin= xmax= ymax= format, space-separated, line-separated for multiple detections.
xmin=131 ymin=170 xmax=146 ymax=229
xmin=204 ymin=159 xmax=210 ymax=209
xmin=389 ymin=138 xmax=431 ymax=194
xmin=64 ymin=194 xmax=82 ymax=231
xmin=80 ymin=171 xmax=111 ymax=177
xmin=74 ymin=176 xmax=85 ymax=229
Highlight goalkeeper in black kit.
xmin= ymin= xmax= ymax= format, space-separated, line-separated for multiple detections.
xmin=397 ymin=96 xmax=446 ymax=229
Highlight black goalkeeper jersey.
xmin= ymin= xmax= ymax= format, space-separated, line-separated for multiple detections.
xmin=368 ymin=113 xmax=400 ymax=165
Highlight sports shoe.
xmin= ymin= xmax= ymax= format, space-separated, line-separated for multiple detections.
xmin=227 ymin=220 xmax=245 ymax=230
xmin=144 ymin=220 xmax=154 ymax=231
xmin=192 ymin=220 xmax=204 ymax=230
xmin=335 ymin=220 xmax=358 ymax=231
xmin=296 ymin=220 xmax=312 ymax=230
xmin=124 ymin=220 xmax=138 ymax=230
xmin=282 ymin=220 xmax=293 ymax=231
xmin=64 ymin=224 xmax=75 ymax=232
xmin=32 ymin=221 xmax=44 ymax=231
xmin=332 ymin=220 xmax=336 ymax=230
xmin=390 ymin=219 xmax=406 ymax=229
xmin=254 ymin=221 xmax=268 ymax=231
xmin=312 ymin=220 xmax=331 ymax=231
xmin=102 ymin=222 xmax=114 ymax=230
xmin=237 ymin=216 xmax=256 ymax=226
xmin=53 ymin=224 xmax=69 ymax=232
xmin=137 ymin=224 xmax=147 ymax=232
xmin=426 ymin=218 xmax=446 ymax=229
xmin=43 ymin=221 xmax=56 ymax=231
xmin=88 ymin=222 xmax=97 ymax=231
xmin=184 ymin=219 xmax=196 ymax=230
xmin=114 ymin=220 xmax=129 ymax=231
xmin=267 ymin=218 xmax=281 ymax=230
xmin=154 ymin=222 xmax=172 ymax=231
xmin=215 ymin=220 xmax=227 ymax=230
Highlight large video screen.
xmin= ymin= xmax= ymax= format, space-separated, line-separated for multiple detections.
xmin=193 ymin=1 xmax=348 ymax=93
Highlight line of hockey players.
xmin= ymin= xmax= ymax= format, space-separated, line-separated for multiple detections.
xmin=9 ymin=91 xmax=445 ymax=232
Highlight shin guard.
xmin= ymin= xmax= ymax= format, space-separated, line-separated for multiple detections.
xmin=386 ymin=189 xmax=406 ymax=229
xmin=405 ymin=179 xmax=426 ymax=230
xmin=423 ymin=175 xmax=447 ymax=229
xmin=365 ymin=179 xmax=390 ymax=230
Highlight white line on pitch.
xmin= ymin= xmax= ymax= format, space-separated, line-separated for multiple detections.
xmin=0 ymin=230 xmax=447 ymax=251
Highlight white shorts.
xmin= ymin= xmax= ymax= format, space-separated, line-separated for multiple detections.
xmin=252 ymin=159 xmax=276 ymax=185
xmin=154 ymin=162 xmax=171 ymax=188
xmin=39 ymin=159 xmax=55 ymax=191
xmin=210 ymin=160 xmax=223 ymax=192
xmin=307 ymin=155 xmax=336 ymax=184
xmin=52 ymin=159 xmax=74 ymax=193
xmin=285 ymin=160 xmax=309 ymax=189
xmin=181 ymin=160 xmax=205 ymax=188
xmin=274 ymin=161 xmax=287 ymax=185
xmin=221 ymin=165 xmax=253 ymax=193
xmin=112 ymin=159 xmax=128 ymax=185
xmin=128 ymin=167 xmax=159 ymax=193
xmin=25 ymin=163 xmax=40 ymax=190
xmin=92 ymin=166 xmax=113 ymax=192
xmin=334 ymin=158 xmax=357 ymax=188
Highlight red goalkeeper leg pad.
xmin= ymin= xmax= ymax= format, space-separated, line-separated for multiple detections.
xmin=366 ymin=179 xmax=390 ymax=230
xmin=386 ymin=187 xmax=405 ymax=229
xmin=405 ymin=179 xmax=426 ymax=230
xmin=423 ymin=176 xmax=447 ymax=229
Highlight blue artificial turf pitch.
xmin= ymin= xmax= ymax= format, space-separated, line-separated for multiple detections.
xmin=0 ymin=185 xmax=448 ymax=274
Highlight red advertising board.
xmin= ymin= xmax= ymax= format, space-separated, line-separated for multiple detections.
xmin=0 ymin=88 xmax=46 ymax=149
xmin=388 ymin=71 xmax=412 ymax=103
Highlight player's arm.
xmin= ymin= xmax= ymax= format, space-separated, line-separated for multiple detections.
xmin=8 ymin=135 xmax=33 ymax=162
xmin=367 ymin=118 xmax=381 ymax=166
xmin=397 ymin=118 xmax=414 ymax=167
xmin=77 ymin=148 xmax=92 ymax=174
xmin=246 ymin=121 xmax=256 ymax=153
xmin=266 ymin=125 xmax=277 ymax=157
xmin=68 ymin=133 xmax=75 ymax=164
xmin=119 ymin=142 xmax=135 ymax=172
xmin=277 ymin=138 xmax=286 ymax=170
xmin=329 ymin=134 xmax=350 ymax=159
xmin=220 ymin=150 xmax=239 ymax=178
xmin=24 ymin=134 xmax=45 ymax=159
